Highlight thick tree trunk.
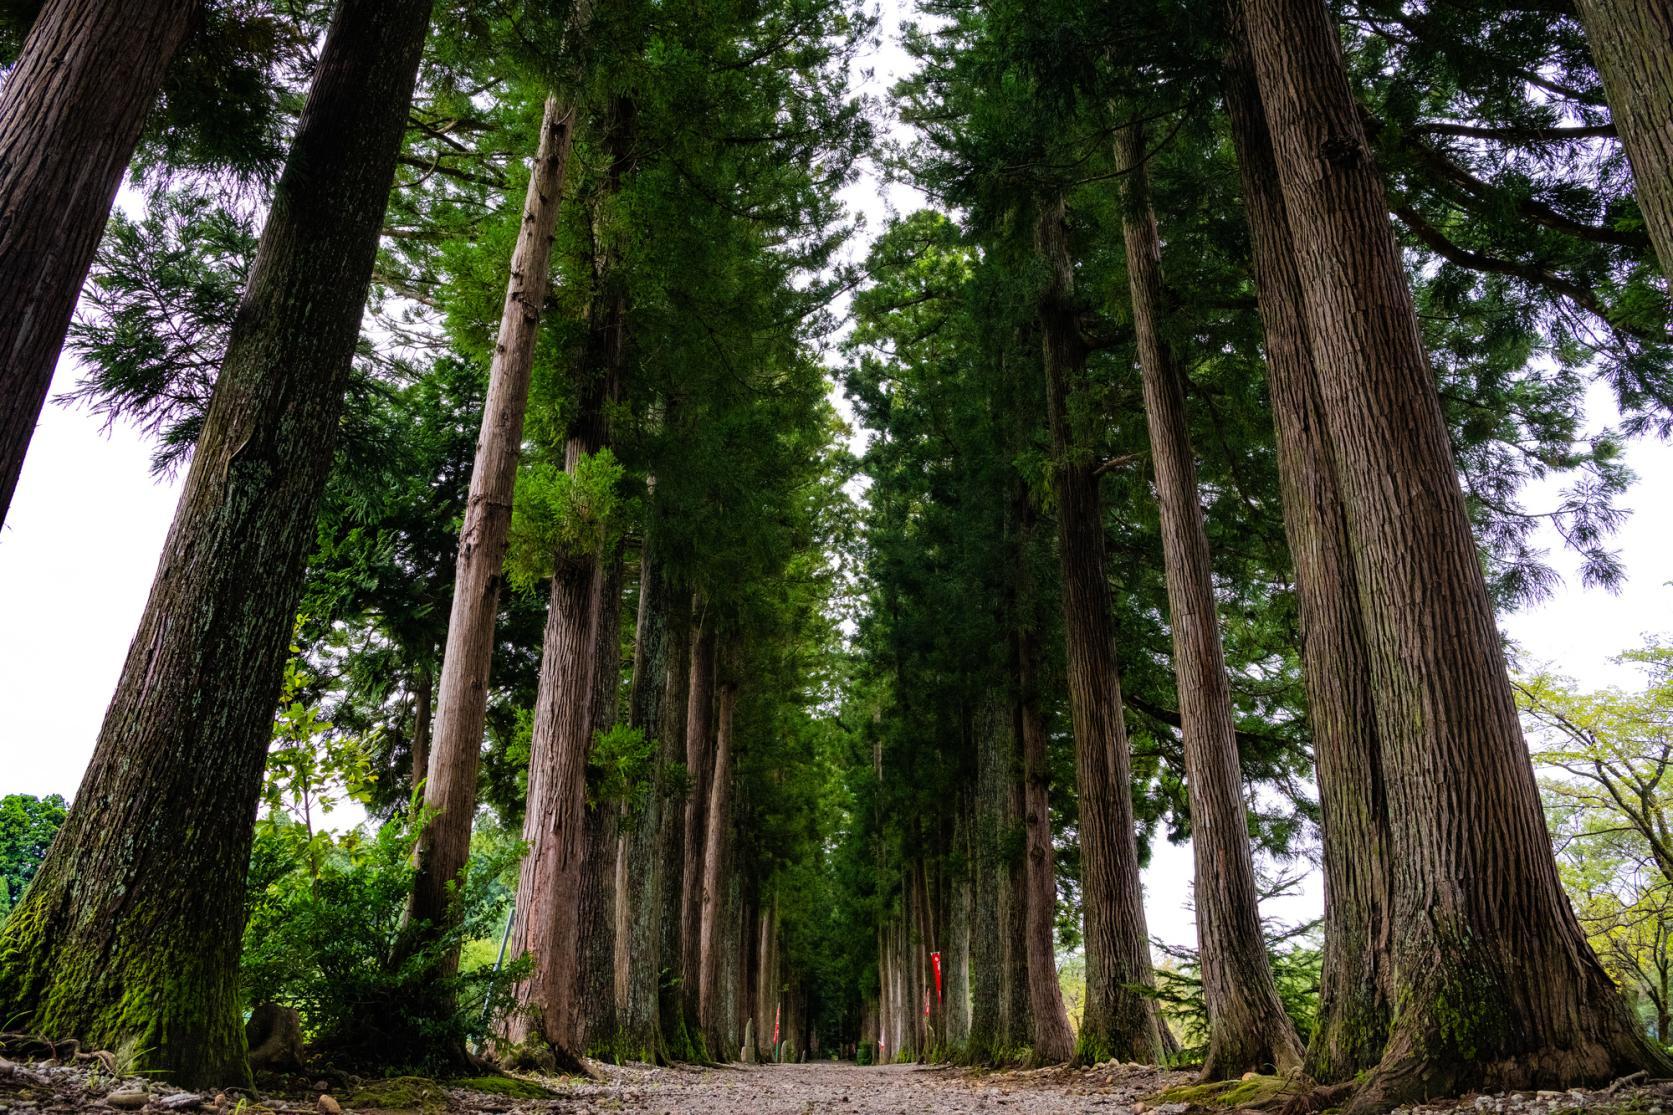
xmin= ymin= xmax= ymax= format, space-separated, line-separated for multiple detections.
xmin=1016 ymin=596 xmax=1076 ymax=1064
xmin=967 ymin=695 xmax=1008 ymax=1064
xmin=1219 ymin=10 xmax=1393 ymax=1080
xmin=504 ymin=545 xmax=597 ymax=1068
xmin=618 ymin=536 xmax=675 ymax=1062
xmin=0 ymin=0 xmax=433 ymax=1088
xmin=407 ymin=94 xmax=578 ymax=990
xmin=577 ymin=548 xmax=624 ymax=1055
xmin=697 ymin=676 xmax=736 ymax=1052
xmin=1574 ymin=0 xmax=1673 ymax=277
xmin=655 ymin=593 xmax=694 ymax=1057
xmin=1240 ymin=0 xmax=1673 ymax=1105
xmin=1001 ymin=763 xmax=1034 ymax=1054
xmin=505 ymin=100 xmax=620 ymax=1059
xmin=1034 ymin=197 xmax=1166 ymax=1066
xmin=943 ymin=811 xmax=972 ymax=1049
xmin=0 ymin=0 xmax=198 ymax=526
xmin=682 ymin=619 xmax=718 ymax=1039
xmin=1114 ymin=123 xmax=1304 ymax=1080
xmin=756 ymin=900 xmax=780 ymax=1060
xmin=719 ymin=869 xmax=743 ymax=1057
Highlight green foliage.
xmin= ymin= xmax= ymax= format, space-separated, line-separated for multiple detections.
xmin=506 ymin=447 xmax=627 ymax=590
xmin=64 ymin=191 xmax=256 ymax=474
xmin=0 ymin=793 xmax=65 ymax=913
xmin=243 ymin=635 xmax=525 ymax=1071
xmin=1521 ymin=638 xmax=1673 ymax=1043
xmin=241 ymin=809 xmax=526 ymax=1072
xmin=588 ymin=722 xmax=655 ymax=813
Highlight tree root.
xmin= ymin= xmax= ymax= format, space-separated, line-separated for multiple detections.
xmin=1277 ymin=1081 xmax=1356 ymax=1115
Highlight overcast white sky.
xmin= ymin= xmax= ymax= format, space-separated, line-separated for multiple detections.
xmin=2 ymin=2 xmax=1669 ymax=954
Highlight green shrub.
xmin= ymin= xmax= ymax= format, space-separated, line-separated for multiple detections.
xmin=241 ymin=809 xmax=526 ymax=1073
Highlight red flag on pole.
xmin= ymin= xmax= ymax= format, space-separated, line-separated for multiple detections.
xmin=931 ymin=951 xmax=943 ymax=1003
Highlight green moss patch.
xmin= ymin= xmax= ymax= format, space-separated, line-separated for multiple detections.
xmin=449 ymin=1074 xmax=555 ymax=1099
xmin=347 ymin=1076 xmax=451 ymax=1113
xmin=1156 ymin=1074 xmax=1295 ymax=1109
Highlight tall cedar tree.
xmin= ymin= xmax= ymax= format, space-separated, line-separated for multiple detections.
xmin=1219 ymin=1 xmax=1393 ymax=1080
xmin=0 ymin=0 xmax=433 ymax=1087
xmin=408 ymin=89 xmax=579 ymax=1060
xmin=0 ymin=0 xmax=197 ymax=525
xmin=1238 ymin=0 xmax=1673 ymax=1104
xmin=503 ymin=96 xmax=628 ymax=1063
xmin=1115 ymin=122 xmax=1304 ymax=1079
xmin=1034 ymin=196 xmax=1168 ymax=1065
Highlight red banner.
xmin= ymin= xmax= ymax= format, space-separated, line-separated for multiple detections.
xmin=773 ymin=1003 xmax=781 ymax=1047
xmin=931 ymin=951 xmax=943 ymax=1002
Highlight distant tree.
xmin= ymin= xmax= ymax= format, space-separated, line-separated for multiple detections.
xmin=1521 ymin=639 xmax=1673 ymax=1045
xmin=0 ymin=792 xmax=67 ymax=909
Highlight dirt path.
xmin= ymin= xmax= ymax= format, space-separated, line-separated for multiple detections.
xmin=541 ymin=1060 xmax=1189 ymax=1114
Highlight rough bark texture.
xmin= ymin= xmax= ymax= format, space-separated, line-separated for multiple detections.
xmin=719 ymin=868 xmax=743 ymax=1057
xmin=1241 ymin=0 xmax=1673 ymax=1105
xmin=655 ymin=594 xmax=694 ymax=1056
xmin=1220 ymin=10 xmax=1394 ymax=1080
xmin=966 ymin=696 xmax=1008 ymax=1064
xmin=943 ymin=820 xmax=972 ymax=1049
xmin=1574 ymin=0 xmax=1673 ymax=277
xmin=578 ymin=550 xmax=625 ymax=1055
xmin=1034 ymin=197 xmax=1166 ymax=1066
xmin=682 ymin=620 xmax=718 ymax=1040
xmin=1000 ymin=758 xmax=1034 ymax=1053
xmin=1016 ymin=592 xmax=1076 ymax=1064
xmin=1114 ymin=124 xmax=1304 ymax=1080
xmin=0 ymin=0 xmax=198 ymax=526
xmin=0 ymin=0 xmax=432 ymax=1087
xmin=697 ymin=676 xmax=736 ymax=1052
xmin=408 ymin=94 xmax=578 ymax=985
xmin=616 ymin=529 xmax=679 ymax=1062
xmin=489 ymin=96 xmax=595 ymax=1064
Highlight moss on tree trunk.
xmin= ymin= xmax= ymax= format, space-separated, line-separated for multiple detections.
xmin=0 ymin=0 xmax=433 ymax=1088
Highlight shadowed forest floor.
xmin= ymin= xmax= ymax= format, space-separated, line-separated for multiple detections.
xmin=10 ymin=1056 xmax=1673 ymax=1115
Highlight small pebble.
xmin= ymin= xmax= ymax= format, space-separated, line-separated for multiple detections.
xmin=107 ymin=1091 xmax=150 ymax=1109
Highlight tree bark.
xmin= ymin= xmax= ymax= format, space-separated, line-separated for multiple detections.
xmin=943 ymin=811 xmax=972 ymax=1049
xmin=407 ymin=93 xmax=578 ymax=989
xmin=1001 ymin=758 xmax=1034 ymax=1053
xmin=1034 ymin=196 xmax=1167 ymax=1066
xmin=503 ymin=92 xmax=619 ymax=1060
xmin=618 ymin=533 xmax=674 ymax=1062
xmin=1114 ymin=123 xmax=1304 ymax=1080
xmin=719 ymin=868 xmax=743 ymax=1057
xmin=682 ymin=618 xmax=718 ymax=1039
xmin=655 ymin=591 xmax=694 ymax=1056
xmin=1220 ymin=8 xmax=1393 ymax=1080
xmin=0 ymin=0 xmax=432 ymax=1088
xmin=577 ymin=548 xmax=624 ymax=1055
xmin=697 ymin=674 xmax=736 ymax=1052
xmin=966 ymin=694 xmax=1008 ymax=1064
xmin=1015 ymin=572 xmax=1076 ymax=1064
xmin=410 ymin=661 xmax=434 ymax=797
xmin=1573 ymin=0 xmax=1673 ymax=277
xmin=0 ymin=0 xmax=198 ymax=526
xmin=1240 ymin=0 xmax=1673 ymax=1104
